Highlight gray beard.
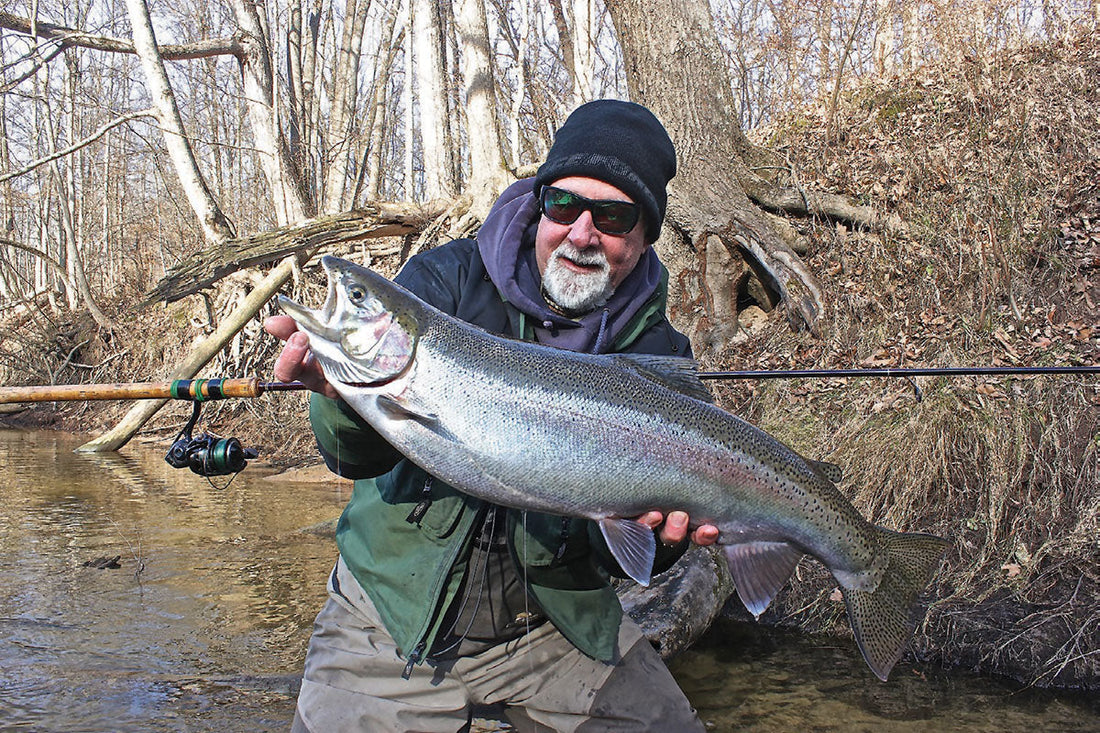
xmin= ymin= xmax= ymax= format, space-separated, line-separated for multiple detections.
xmin=542 ymin=245 xmax=614 ymax=314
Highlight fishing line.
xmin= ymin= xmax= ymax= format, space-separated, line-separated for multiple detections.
xmin=430 ymin=506 xmax=495 ymax=658
xmin=105 ymin=514 xmax=147 ymax=593
xmin=695 ymin=365 xmax=1100 ymax=380
xmin=521 ymin=510 xmax=535 ymax=675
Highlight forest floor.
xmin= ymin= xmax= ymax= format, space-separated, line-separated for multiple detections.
xmin=4 ymin=31 xmax=1098 ymax=689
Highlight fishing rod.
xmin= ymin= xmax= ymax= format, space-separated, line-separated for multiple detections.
xmin=3 ymin=366 xmax=1095 ymax=476
xmin=0 ymin=378 xmax=305 ymax=478
xmin=4 ymin=365 xmax=1097 ymax=406
xmin=0 ymin=377 xmax=305 ymax=405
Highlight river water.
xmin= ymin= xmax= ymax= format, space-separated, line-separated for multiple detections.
xmin=0 ymin=427 xmax=1096 ymax=732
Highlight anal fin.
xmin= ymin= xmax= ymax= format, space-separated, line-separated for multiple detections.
xmin=723 ymin=541 xmax=804 ymax=618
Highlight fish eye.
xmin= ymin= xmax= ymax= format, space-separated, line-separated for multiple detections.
xmin=348 ymin=285 xmax=367 ymax=304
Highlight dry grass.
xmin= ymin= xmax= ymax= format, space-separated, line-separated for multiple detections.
xmin=704 ymin=29 xmax=1100 ymax=688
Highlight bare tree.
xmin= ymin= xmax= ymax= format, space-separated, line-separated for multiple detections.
xmin=228 ymin=0 xmax=313 ymax=224
xmin=411 ymin=0 xmax=455 ymax=199
xmin=123 ymin=0 xmax=236 ymax=244
xmin=364 ymin=14 xmax=405 ymax=201
xmin=605 ymin=0 xmax=823 ymax=341
xmin=320 ymin=0 xmax=373 ymax=213
xmin=454 ymin=0 xmax=512 ymax=215
xmin=873 ymin=0 xmax=895 ymax=74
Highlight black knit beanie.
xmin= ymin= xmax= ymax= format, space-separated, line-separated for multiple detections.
xmin=534 ymin=100 xmax=676 ymax=243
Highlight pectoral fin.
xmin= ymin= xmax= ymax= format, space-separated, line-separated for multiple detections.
xmin=724 ymin=541 xmax=804 ymax=618
xmin=598 ymin=517 xmax=657 ymax=587
xmin=377 ymin=393 xmax=439 ymax=424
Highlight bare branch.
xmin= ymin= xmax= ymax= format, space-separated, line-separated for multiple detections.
xmin=0 ymin=43 xmax=65 ymax=92
xmin=0 ymin=109 xmax=155 ymax=184
xmin=0 ymin=12 xmax=242 ymax=60
xmin=0 ymin=235 xmax=66 ymax=275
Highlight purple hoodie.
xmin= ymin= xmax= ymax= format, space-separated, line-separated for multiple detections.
xmin=476 ymin=178 xmax=662 ymax=354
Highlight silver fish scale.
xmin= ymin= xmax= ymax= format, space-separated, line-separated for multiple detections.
xmin=391 ymin=315 xmax=883 ymax=577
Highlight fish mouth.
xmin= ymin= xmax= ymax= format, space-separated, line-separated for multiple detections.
xmin=277 ymin=294 xmax=337 ymax=342
xmin=277 ymin=258 xmax=343 ymax=341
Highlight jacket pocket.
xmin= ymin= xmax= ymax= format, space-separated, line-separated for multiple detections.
xmin=510 ymin=512 xmax=593 ymax=567
xmin=375 ymin=460 xmax=466 ymax=540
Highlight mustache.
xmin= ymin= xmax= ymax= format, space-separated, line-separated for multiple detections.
xmin=551 ymin=244 xmax=609 ymax=270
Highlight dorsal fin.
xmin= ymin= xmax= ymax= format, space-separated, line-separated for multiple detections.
xmin=809 ymin=458 xmax=844 ymax=484
xmin=611 ymin=354 xmax=713 ymax=403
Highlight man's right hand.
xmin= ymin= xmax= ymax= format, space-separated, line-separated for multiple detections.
xmin=264 ymin=315 xmax=340 ymax=399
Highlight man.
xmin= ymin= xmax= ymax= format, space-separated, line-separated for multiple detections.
xmin=267 ymin=100 xmax=718 ymax=732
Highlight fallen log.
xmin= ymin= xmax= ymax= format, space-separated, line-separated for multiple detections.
xmin=144 ymin=202 xmax=445 ymax=304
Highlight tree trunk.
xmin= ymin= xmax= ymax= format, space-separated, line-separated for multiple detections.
xmin=365 ymin=19 xmax=404 ymax=200
xmin=228 ymin=0 xmax=313 ymax=224
xmin=873 ymin=0 xmax=894 ymax=75
xmin=568 ymin=0 xmax=596 ymax=104
xmin=320 ymin=0 xmax=372 ymax=213
xmin=403 ymin=0 xmax=416 ymax=197
xmin=412 ymin=0 xmax=455 ymax=199
xmin=605 ymin=0 xmax=825 ymax=343
xmin=144 ymin=202 xmax=443 ymax=304
xmin=123 ymin=0 xmax=235 ymax=244
xmin=454 ymin=0 xmax=512 ymax=216
xmin=44 ymin=56 xmax=115 ymax=328
xmin=364 ymin=20 xmax=404 ymax=201
xmin=901 ymin=0 xmax=920 ymax=72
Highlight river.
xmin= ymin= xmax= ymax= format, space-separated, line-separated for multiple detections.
xmin=0 ymin=428 xmax=1096 ymax=732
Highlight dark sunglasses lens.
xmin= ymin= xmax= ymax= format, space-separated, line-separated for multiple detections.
xmin=591 ymin=202 xmax=638 ymax=235
xmin=542 ymin=189 xmax=583 ymax=224
xmin=541 ymin=187 xmax=639 ymax=235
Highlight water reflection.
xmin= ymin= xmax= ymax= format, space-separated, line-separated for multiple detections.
xmin=0 ymin=428 xmax=346 ymax=732
xmin=1 ymin=428 xmax=1097 ymax=732
xmin=670 ymin=619 xmax=1100 ymax=732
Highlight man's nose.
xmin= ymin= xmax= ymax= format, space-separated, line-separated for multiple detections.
xmin=567 ymin=211 xmax=600 ymax=247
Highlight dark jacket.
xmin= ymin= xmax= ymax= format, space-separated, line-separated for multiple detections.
xmin=310 ymin=181 xmax=692 ymax=668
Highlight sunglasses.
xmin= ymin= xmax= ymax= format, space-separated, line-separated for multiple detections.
xmin=539 ymin=186 xmax=640 ymax=236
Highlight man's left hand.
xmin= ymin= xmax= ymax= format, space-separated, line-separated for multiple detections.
xmin=638 ymin=511 xmax=719 ymax=546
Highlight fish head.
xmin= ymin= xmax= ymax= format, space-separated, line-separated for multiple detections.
xmin=277 ymin=256 xmax=419 ymax=386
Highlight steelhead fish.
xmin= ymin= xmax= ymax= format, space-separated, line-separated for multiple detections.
xmin=278 ymin=255 xmax=950 ymax=681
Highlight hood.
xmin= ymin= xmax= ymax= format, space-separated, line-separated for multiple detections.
xmin=477 ymin=178 xmax=664 ymax=354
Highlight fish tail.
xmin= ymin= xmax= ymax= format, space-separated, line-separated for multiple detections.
xmin=841 ymin=529 xmax=950 ymax=681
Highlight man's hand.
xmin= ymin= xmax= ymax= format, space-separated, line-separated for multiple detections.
xmin=637 ymin=511 xmax=720 ymax=547
xmin=263 ymin=315 xmax=340 ymax=399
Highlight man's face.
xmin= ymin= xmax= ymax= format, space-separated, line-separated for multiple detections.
xmin=534 ymin=177 xmax=649 ymax=314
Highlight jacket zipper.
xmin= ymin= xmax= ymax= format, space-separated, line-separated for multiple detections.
xmin=402 ymin=640 xmax=426 ymax=679
xmin=400 ymin=495 xmax=483 ymax=678
xmin=405 ymin=477 xmax=434 ymax=524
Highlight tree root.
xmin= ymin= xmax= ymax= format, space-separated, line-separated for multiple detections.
xmin=743 ymin=174 xmax=909 ymax=237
